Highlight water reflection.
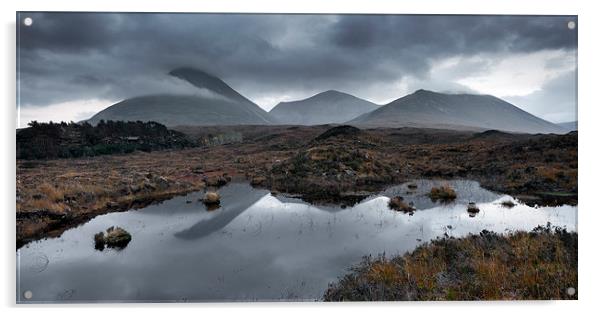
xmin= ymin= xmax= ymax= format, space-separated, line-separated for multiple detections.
xmin=174 ymin=184 xmax=267 ymax=240
xmin=17 ymin=180 xmax=577 ymax=302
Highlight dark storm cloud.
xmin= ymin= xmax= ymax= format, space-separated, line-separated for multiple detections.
xmin=330 ymin=15 xmax=576 ymax=54
xmin=17 ymin=13 xmax=577 ymax=109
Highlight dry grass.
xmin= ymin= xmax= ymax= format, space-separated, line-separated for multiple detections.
xmin=429 ymin=185 xmax=457 ymax=201
xmin=28 ymin=198 xmax=64 ymax=213
xmin=324 ymin=225 xmax=577 ymax=301
xmin=365 ymin=261 xmax=403 ymax=286
xmin=38 ymin=183 xmax=64 ymax=203
xmin=388 ymin=196 xmax=415 ymax=212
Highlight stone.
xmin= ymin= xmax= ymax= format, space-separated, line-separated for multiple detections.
xmin=203 ymin=191 xmax=221 ymax=205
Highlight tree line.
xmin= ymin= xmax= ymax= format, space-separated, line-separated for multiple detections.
xmin=17 ymin=120 xmax=195 ymax=160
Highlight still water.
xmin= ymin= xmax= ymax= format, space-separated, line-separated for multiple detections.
xmin=17 ymin=180 xmax=577 ymax=302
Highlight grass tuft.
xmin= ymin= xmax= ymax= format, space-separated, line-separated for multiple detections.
xmin=428 ymin=185 xmax=457 ymax=201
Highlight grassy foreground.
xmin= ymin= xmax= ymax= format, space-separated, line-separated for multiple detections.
xmin=324 ymin=225 xmax=577 ymax=301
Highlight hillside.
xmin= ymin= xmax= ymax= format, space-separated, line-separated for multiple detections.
xmin=269 ymin=90 xmax=378 ymax=125
xmin=87 ymin=68 xmax=274 ymax=126
xmin=349 ymin=89 xmax=565 ymax=134
xmin=557 ymin=121 xmax=577 ymax=132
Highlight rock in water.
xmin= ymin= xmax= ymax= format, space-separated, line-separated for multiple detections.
xmin=467 ymin=202 xmax=480 ymax=213
xmin=203 ymin=191 xmax=221 ymax=205
xmin=93 ymin=226 xmax=132 ymax=250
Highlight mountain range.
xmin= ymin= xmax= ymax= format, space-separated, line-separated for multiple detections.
xmin=86 ymin=68 xmax=567 ymax=134
xmin=269 ymin=90 xmax=378 ymax=125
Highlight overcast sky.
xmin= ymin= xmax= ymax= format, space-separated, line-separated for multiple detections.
xmin=16 ymin=13 xmax=577 ymax=127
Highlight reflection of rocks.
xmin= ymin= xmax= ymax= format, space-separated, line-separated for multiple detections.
xmin=175 ymin=183 xmax=267 ymax=240
xmin=205 ymin=204 xmax=220 ymax=211
xmin=94 ymin=226 xmax=132 ymax=250
xmin=388 ymin=196 xmax=415 ymax=213
xmin=383 ymin=180 xmax=502 ymax=211
xmin=467 ymin=202 xmax=480 ymax=214
xmin=94 ymin=232 xmax=105 ymax=250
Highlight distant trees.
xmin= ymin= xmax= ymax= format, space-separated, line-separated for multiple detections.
xmin=17 ymin=120 xmax=195 ymax=160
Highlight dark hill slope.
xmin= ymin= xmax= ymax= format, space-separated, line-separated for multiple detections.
xmin=349 ymin=89 xmax=564 ymax=134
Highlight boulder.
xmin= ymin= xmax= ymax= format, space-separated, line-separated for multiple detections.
xmin=93 ymin=226 xmax=132 ymax=250
xmin=203 ymin=191 xmax=221 ymax=205
xmin=104 ymin=226 xmax=132 ymax=248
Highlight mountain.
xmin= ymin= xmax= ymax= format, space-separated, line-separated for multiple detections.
xmin=348 ymin=89 xmax=565 ymax=134
xmin=269 ymin=90 xmax=378 ymax=125
xmin=87 ymin=68 xmax=274 ymax=126
xmin=556 ymin=121 xmax=577 ymax=132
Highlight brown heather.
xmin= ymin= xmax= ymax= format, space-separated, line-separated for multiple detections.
xmin=324 ymin=225 xmax=577 ymax=301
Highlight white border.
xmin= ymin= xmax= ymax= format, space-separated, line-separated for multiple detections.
xmin=2 ymin=1 xmax=600 ymax=315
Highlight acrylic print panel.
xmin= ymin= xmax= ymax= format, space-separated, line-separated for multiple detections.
xmin=16 ymin=12 xmax=578 ymax=303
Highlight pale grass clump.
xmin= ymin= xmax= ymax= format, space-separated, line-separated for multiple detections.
xmin=38 ymin=182 xmax=64 ymax=202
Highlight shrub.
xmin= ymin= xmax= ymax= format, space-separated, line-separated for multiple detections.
xmin=324 ymin=226 xmax=577 ymax=301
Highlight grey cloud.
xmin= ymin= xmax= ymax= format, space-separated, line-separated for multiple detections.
xmin=17 ymin=13 xmax=577 ymax=113
xmin=506 ymin=70 xmax=577 ymax=123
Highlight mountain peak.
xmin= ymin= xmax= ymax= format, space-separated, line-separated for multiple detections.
xmin=349 ymin=89 xmax=565 ymax=134
xmin=169 ymin=67 xmax=216 ymax=78
xmin=311 ymin=90 xmax=350 ymax=99
xmin=87 ymin=67 xmax=275 ymax=126
xmin=168 ymin=67 xmax=252 ymax=105
xmin=412 ymin=89 xmax=439 ymax=96
xmin=269 ymin=90 xmax=378 ymax=125
xmin=322 ymin=89 xmax=345 ymax=95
